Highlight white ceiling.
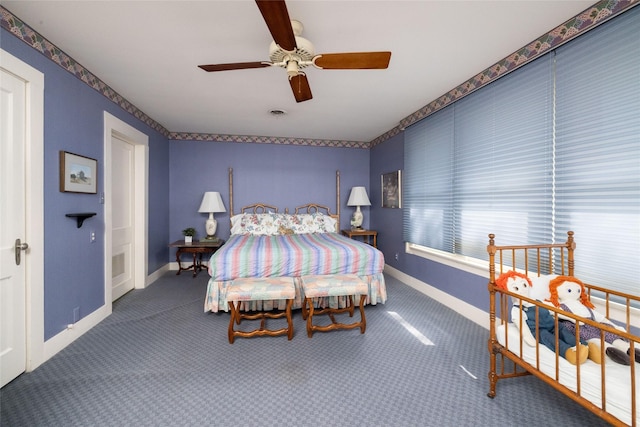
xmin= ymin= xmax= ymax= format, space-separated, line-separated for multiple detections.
xmin=2 ymin=0 xmax=595 ymax=142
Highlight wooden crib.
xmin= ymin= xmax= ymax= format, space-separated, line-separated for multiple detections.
xmin=487 ymin=231 xmax=639 ymax=426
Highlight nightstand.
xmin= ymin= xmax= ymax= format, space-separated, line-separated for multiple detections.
xmin=341 ymin=229 xmax=378 ymax=248
xmin=169 ymin=239 xmax=224 ymax=277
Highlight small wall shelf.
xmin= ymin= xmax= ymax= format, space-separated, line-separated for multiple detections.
xmin=66 ymin=212 xmax=96 ymax=228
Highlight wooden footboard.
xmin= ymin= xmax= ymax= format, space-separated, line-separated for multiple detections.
xmin=487 ymin=231 xmax=639 ymax=427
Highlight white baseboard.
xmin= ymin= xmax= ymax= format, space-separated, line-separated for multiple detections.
xmin=148 ymin=263 xmax=171 ymax=284
xmin=42 ymin=304 xmax=110 ymax=365
xmin=40 ymin=266 xmax=169 ymax=369
xmin=384 ymin=265 xmax=489 ymax=330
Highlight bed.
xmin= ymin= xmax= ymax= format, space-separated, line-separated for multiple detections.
xmin=487 ymin=231 xmax=639 ymax=426
xmin=204 ymin=169 xmax=386 ymax=313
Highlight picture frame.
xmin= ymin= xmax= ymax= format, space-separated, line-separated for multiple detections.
xmin=381 ymin=170 xmax=402 ymax=208
xmin=59 ymin=151 xmax=97 ymax=194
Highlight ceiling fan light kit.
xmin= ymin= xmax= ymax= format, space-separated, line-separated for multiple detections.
xmin=198 ymin=0 xmax=391 ymax=103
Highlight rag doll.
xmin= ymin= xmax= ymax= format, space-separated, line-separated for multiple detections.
xmin=495 ymin=271 xmax=589 ymax=365
xmin=548 ymin=275 xmax=639 ymax=365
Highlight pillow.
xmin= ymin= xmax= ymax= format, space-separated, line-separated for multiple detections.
xmin=287 ymin=213 xmax=335 ymax=234
xmin=230 ymin=214 xmax=246 ymax=235
xmin=322 ymin=215 xmax=338 ymax=232
xmin=231 ymin=213 xmax=287 ymax=235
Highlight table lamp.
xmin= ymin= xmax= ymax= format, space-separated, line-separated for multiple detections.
xmin=347 ymin=186 xmax=371 ymax=229
xmin=198 ymin=191 xmax=226 ymax=241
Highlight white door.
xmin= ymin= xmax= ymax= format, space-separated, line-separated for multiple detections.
xmin=0 ymin=68 xmax=27 ymax=387
xmin=110 ymin=136 xmax=135 ymax=301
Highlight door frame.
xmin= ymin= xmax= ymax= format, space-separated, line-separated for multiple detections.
xmin=0 ymin=49 xmax=45 ymax=372
xmin=103 ymin=112 xmax=149 ymax=309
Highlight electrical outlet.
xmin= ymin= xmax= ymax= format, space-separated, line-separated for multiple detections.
xmin=394 ymin=253 xmax=399 ymax=261
xmin=90 ymin=231 xmax=96 ymax=243
xmin=99 ymin=192 xmax=105 ymax=204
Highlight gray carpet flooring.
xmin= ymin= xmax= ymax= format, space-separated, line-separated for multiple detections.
xmin=0 ymin=272 xmax=609 ymax=426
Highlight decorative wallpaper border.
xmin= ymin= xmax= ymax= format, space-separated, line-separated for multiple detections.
xmin=372 ymin=0 xmax=639 ymax=147
xmin=2 ymin=1 xmax=637 ymax=149
xmin=168 ymin=132 xmax=370 ymax=149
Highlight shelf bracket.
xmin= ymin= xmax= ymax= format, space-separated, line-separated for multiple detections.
xmin=66 ymin=212 xmax=96 ymax=228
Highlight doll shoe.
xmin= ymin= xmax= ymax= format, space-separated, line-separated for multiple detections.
xmin=628 ymin=347 xmax=640 ymax=363
xmin=606 ymin=347 xmax=630 ymax=365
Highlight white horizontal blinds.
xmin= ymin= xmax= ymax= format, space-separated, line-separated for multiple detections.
xmin=403 ymin=106 xmax=454 ymax=251
xmin=554 ymin=7 xmax=640 ymax=294
xmin=453 ymin=55 xmax=554 ymax=260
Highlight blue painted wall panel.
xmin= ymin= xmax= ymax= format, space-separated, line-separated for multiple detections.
xmin=169 ymin=141 xmax=370 ymax=243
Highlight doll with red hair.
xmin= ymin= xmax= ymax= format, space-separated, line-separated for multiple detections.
xmin=496 ymin=271 xmax=589 ymax=365
xmin=548 ymin=275 xmax=639 ymax=365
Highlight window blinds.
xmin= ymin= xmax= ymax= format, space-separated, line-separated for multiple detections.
xmin=404 ymin=55 xmax=553 ymax=260
xmin=554 ymin=8 xmax=640 ymax=295
xmin=403 ymin=6 xmax=639 ymax=294
xmin=403 ymin=107 xmax=454 ymax=252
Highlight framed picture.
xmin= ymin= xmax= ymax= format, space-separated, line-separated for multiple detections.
xmin=381 ymin=170 xmax=402 ymax=208
xmin=59 ymin=151 xmax=97 ymax=194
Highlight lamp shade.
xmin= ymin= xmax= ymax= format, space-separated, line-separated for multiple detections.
xmin=347 ymin=187 xmax=371 ymax=207
xmin=198 ymin=192 xmax=226 ymax=213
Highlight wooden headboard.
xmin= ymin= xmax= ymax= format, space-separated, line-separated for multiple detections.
xmin=240 ymin=204 xmax=279 ymax=214
xmin=228 ymin=167 xmax=341 ymax=229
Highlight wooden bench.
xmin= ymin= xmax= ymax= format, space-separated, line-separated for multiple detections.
xmin=300 ymin=274 xmax=368 ymax=338
xmin=226 ymin=277 xmax=295 ymax=344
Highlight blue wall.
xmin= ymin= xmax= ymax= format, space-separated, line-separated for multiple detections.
xmin=1 ymin=30 xmax=171 ymax=339
xmin=169 ymin=141 xmax=371 ymax=243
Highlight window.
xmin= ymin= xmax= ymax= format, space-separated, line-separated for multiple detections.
xmin=403 ymin=7 xmax=640 ymax=295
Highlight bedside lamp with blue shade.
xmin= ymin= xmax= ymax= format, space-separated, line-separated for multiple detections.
xmin=198 ymin=191 xmax=226 ymax=241
xmin=347 ymin=186 xmax=371 ymax=229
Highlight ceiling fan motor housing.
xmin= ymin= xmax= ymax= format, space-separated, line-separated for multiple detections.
xmin=269 ymin=35 xmax=315 ymax=75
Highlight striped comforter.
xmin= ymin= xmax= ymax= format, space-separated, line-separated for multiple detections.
xmin=208 ymin=232 xmax=385 ymax=281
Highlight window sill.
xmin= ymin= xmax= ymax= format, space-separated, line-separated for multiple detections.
xmin=405 ymin=243 xmax=488 ymax=278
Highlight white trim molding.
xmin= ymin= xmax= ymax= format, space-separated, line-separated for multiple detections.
xmin=384 ymin=264 xmax=489 ymax=330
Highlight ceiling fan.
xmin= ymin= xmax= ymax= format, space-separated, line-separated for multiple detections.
xmin=198 ymin=0 xmax=391 ymax=103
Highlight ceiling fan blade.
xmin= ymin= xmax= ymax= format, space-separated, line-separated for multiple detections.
xmin=314 ymin=52 xmax=392 ymax=70
xmin=198 ymin=62 xmax=271 ymax=72
xmin=289 ymin=74 xmax=312 ymax=103
xmin=255 ymin=0 xmax=296 ymax=52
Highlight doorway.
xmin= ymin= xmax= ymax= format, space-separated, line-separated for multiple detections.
xmin=103 ymin=112 xmax=148 ymax=307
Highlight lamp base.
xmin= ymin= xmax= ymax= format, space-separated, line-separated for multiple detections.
xmin=205 ymin=216 xmax=218 ymax=238
xmin=350 ymin=207 xmax=363 ymax=229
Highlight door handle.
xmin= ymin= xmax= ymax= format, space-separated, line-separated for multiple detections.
xmin=15 ymin=238 xmax=29 ymax=266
